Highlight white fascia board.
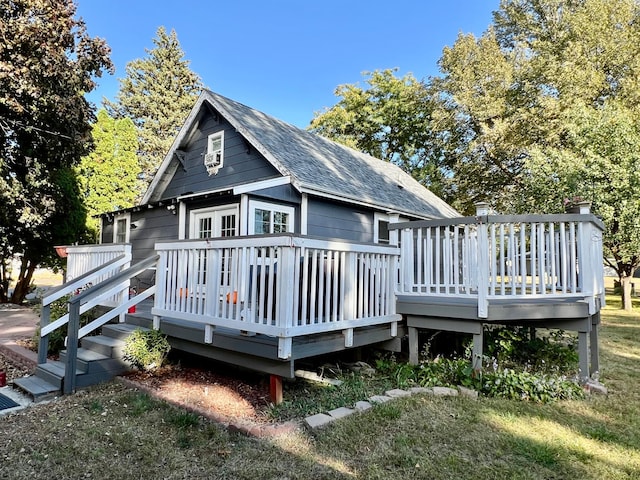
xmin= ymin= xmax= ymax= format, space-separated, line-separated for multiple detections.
xmin=298 ymin=184 xmax=432 ymax=220
xmin=177 ymin=186 xmax=233 ymax=201
xmin=232 ymin=176 xmax=291 ymax=195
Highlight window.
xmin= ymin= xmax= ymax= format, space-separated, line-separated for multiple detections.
xmin=204 ymin=131 xmax=224 ymax=175
xmin=249 ymin=200 xmax=295 ymax=234
xmin=113 ymin=213 xmax=130 ymax=243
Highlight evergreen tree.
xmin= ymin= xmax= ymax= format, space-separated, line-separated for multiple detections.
xmin=105 ymin=27 xmax=203 ymax=195
xmin=0 ymin=0 xmax=112 ymax=304
xmin=77 ymin=110 xmax=139 ymax=241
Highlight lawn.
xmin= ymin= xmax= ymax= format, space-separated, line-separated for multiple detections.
xmin=1 ymin=294 xmax=639 ymax=479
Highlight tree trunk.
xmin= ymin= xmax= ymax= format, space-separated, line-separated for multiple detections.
xmin=10 ymin=257 xmax=36 ymax=305
xmin=619 ymin=275 xmax=633 ymax=312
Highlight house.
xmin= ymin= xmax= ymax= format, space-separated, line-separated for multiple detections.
xmin=18 ymin=91 xmax=605 ymax=403
xmin=99 ymin=90 xmax=458 ymax=291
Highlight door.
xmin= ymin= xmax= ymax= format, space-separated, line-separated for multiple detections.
xmin=188 ymin=206 xmax=239 ymax=299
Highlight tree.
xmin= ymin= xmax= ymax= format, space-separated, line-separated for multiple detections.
xmin=77 ymin=110 xmax=139 ymax=241
xmin=309 ymin=69 xmax=451 ymax=200
xmin=0 ymin=0 xmax=112 ymax=304
xmin=105 ymin=26 xmax=203 ymax=196
xmin=433 ymin=0 xmax=640 ymax=309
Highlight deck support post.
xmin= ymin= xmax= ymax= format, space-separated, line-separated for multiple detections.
xmin=472 ymin=331 xmax=483 ymax=371
xmin=152 ymin=315 xmax=160 ymax=330
xmin=408 ymin=326 xmax=419 ymax=365
xmin=270 ymin=374 xmax=283 ymax=404
xmin=590 ymin=313 xmax=600 ymax=376
xmin=578 ymin=330 xmax=589 ymax=381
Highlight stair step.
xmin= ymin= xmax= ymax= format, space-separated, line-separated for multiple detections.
xmin=102 ymin=323 xmax=148 ymax=341
xmin=59 ymin=348 xmax=129 ymax=374
xmin=13 ymin=376 xmax=60 ymax=402
xmin=81 ymin=335 xmax=125 ymax=357
xmin=35 ymin=361 xmax=85 ymax=389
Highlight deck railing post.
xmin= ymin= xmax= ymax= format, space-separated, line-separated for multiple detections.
xmin=276 ymin=243 xmax=296 ymax=336
xmin=64 ymin=298 xmax=81 ymax=395
xmin=475 ymin=203 xmax=490 ymax=318
xmin=37 ymin=303 xmax=50 ymax=365
xmin=576 ymin=204 xmax=596 ymax=313
xmin=401 ymin=228 xmax=413 ymax=293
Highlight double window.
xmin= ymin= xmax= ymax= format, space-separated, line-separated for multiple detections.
xmin=249 ymin=200 xmax=295 ymax=235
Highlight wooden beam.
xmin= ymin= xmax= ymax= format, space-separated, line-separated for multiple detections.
xmin=270 ymin=375 xmax=283 ymax=404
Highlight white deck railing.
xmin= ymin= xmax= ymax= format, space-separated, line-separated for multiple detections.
xmin=153 ymin=235 xmax=401 ymax=358
xmin=393 ymin=205 xmax=605 ymax=318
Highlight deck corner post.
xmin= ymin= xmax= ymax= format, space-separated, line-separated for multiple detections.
xmin=590 ymin=313 xmax=600 ymax=377
xmin=37 ymin=303 xmax=50 ymax=365
xmin=343 ymin=328 xmax=354 ymax=348
xmin=278 ymin=337 xmax=292 ymax=359
xmin=476 ymin=207 xmax=490 ymax=319
xmin=204 ymin=324 xmax=214 ymax=344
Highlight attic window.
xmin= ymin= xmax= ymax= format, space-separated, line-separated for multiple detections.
xmin=204 ymin=131 xmax=224 ymax=175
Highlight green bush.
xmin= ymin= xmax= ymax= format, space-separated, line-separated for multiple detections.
xmin=122 ymin=328 xmax=171 ymax=371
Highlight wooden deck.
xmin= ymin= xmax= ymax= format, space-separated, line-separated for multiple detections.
xmin=44 ymin=206 xmax=605 ymax=391
xmin=128 ymin=299 xmax=403 ymax=378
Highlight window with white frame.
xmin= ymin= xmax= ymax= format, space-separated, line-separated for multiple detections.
xmin=113 ymin=213 xmax=130 ymax=243
xmin=204 ymin=131 xmax=224 ymax=175
xmin=249 ymin=200 xmax=295 ymax=234
xmin=189 ymin=205 xmax=238 ymax=239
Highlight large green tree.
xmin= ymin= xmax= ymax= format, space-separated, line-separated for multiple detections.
xmin=435 ymin=0 xmax=640 ymax=309
xmin=309 ymin=69 xmax=450 ymax=199
xmin=77 ymin=110 xmax=139 ymax=241
xmin=105 ymin=26 xmax=203 ymax=196
xmin=0 ymin=0 xmax=112 ymax=304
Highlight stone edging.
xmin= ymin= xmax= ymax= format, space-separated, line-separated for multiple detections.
xmin=304 ymin=385 xmax=479 ymax=430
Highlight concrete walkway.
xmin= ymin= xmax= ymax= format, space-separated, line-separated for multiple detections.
xmin=0 ymin=304 xmax=39 ymax=367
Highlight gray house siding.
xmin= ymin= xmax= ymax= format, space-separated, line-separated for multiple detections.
xmin=160 ymin=114 xmax=281 ymax=200
xmin=306 ymin=198 xmax=374 ymax=243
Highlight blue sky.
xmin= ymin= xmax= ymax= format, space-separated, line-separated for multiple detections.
xmin=77 ymin=1 xmax=499 ymax=128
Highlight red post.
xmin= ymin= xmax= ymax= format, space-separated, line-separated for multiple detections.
xmin=269 ymin=375 xmax=283 ymax=404
xmin=0 ymin=371 xmax=6 ymax=387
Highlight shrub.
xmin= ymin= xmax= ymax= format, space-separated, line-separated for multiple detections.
xmin=122 ymin=329 xmax=171 ymax=371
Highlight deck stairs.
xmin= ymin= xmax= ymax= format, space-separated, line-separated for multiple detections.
xmin=13 ymin=323 xmax=145 ymax=402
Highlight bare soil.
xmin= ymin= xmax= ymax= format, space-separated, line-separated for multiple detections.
xmin=121 ymin=361 xmax=275 ymax=424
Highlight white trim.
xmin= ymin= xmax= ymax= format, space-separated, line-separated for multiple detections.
xmin=178 ymin=201 xmax=186 ymax=240
xmin=233 ymin=176 xmax=291 ymax=195
xmin=189 ymin=204 xmax=239 ymax=239
xmin=177 ymin=186 xmax=233 ymax=201
xmin=113 ymin=213 xmax=131 ymax=243
xmin=240 ymin=194 xmax=249 ymax=235
xmin=204 ymin=131 xmax=225 ymax=175
xmin=299 ymin=184 xmax=433 ymax=221
xmin=248 ymin=200 xmax=295 ymax=235
xmin=301 ymin=193 xmax=308 ymax=235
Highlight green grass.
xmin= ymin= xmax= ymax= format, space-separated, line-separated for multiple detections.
xmin=1 ymin=293 xmax=640 ymax=479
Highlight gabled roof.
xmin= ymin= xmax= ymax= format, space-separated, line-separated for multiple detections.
xmin=143 ymin=90 xmax=458 ymax=219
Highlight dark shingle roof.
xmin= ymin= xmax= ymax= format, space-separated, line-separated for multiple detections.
xmin=146 ymin=90 xmax=458 ymax=219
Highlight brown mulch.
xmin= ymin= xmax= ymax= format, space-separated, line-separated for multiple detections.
xmin=121 ymin=362 xmax=276 ymax=425
xmin=0 ymin=352 xmax=32 ymax=383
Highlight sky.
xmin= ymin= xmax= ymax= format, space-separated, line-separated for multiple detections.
xmin=76 ymin=0 xmax=500 ymax=128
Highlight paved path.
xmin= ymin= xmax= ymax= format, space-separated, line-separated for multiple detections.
xmin=0 ymin=304 xmax=39 ymax=344
xmin=0 ymin=304 xmax=39 ymax=368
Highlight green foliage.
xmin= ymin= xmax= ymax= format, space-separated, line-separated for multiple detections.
xmin=122 ymin=329 xmax=171 ymax=371
xmin=309 ymin=69 xmax=450 ymax=199
xmin=77 ymin=110 xmax=139 ymax=240
xmin=105 ymin=26 xmax=203 ymax=195
xmin=0 ymin=0 xmax=112 ymax=304
xmin=374 ymin=326 xmax=583 ymax=403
